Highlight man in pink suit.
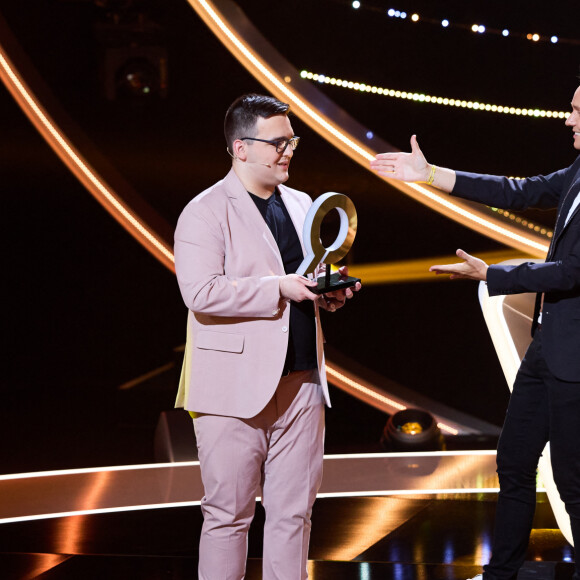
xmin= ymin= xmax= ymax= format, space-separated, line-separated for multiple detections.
xmin=174 ymin=93 xmax=358 ymax=579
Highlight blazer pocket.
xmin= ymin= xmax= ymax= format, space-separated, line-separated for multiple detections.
xmin=195 ymin=330 xmax=244 ymax=353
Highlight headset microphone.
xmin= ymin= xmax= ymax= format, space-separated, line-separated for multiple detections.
xmin=227 ymin=148 xmax=271 ymax=168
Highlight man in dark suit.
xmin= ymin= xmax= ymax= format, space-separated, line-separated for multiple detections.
xmin=370 ymin=85 xmax=580 ymax=580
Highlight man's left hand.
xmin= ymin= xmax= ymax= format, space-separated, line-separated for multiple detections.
xmin=429 ymin=249 xmax=488 ymax=281
xmin=318 ymin=266 xmax=361 ymax=312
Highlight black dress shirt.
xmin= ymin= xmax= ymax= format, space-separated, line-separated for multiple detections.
xmin=249 ymin=189 xmax=317 ymax=374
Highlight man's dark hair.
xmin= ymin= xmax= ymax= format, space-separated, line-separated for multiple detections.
xmin=224 ymin=93 xmax=290 ymax=151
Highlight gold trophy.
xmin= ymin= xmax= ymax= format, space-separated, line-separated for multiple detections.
xmin=296 ymin=192 xmax=360 ymax=294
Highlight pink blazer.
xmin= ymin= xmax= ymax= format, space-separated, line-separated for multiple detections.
xmin=174 ymin=169 xmax=330 ymax=418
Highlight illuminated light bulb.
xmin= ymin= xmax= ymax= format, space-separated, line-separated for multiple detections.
xmin=502 ymin=29 xmax=509 ymax=37
xmin=395 ymin=10 xmax=400 ymax=17
xmin=284 ymin=75 xmax=291 ymax=83
xmin=411 ymin=13 xmax=419 ymax=22
xmin=366 ymin=131 xmax=374 ymax=139
xmin=387 ymin=8 xmax=395 ymax=16
xmin=478 ymin=25 xmax=485 ymax=33
xmin=400 ymin=11 xmax=407 ymax=19
xmin=551 ymin=36 xmax=558 ymax=43
xmin=442 ymin=19 xmax=449 ymax=27
xmin=532 ymin=33 xmax=540 ymax=41
xmin=352 ymin=1 xmax=361 ymax=8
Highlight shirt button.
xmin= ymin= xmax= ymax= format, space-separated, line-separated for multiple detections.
xmin=282 ymin=326 xmax=288 ymax=332
xmin=272 ymin=308 xmax=279 ymax=316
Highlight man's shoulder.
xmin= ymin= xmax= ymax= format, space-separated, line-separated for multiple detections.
xmin=181 ymin=173 xmax=234 ymax=212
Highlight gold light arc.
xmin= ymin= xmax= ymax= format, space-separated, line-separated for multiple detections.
xmin=0 ymin=49 xmax=174 ymax=270
xmin=186 ymin=0 xmax=549 ymax=258
xmin=0 ymin=7 xmax=506 ymax=437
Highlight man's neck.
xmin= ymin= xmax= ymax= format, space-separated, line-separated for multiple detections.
xmin=233 ymin=164 xmax=275 ymax=199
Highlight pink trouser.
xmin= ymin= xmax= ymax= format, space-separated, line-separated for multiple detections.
xmin=193 ymin=369 xmax=325 ymax=580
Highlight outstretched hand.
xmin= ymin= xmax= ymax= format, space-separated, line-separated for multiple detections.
xmin=370 ymin=135 xmax=430 ymax=182
xmin=429 ymin=249 xmax=489 ymax=281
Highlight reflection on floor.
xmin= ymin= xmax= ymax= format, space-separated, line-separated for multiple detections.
xmin=0 ymin=495 xmax=574 ymax=579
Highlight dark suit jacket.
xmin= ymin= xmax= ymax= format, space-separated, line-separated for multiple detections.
xmin=452 ymin=155 xmax=580 ymax=381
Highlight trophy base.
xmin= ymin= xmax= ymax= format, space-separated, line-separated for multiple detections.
xmin=313 ymin=272 xmax=361 ymax=295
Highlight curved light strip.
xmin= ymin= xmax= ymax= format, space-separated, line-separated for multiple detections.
xmin=0 ymin=5 xmax=537 ymax=441
xmin=0 ymin=50 xmax=174 ymax=270
xmin=186 ymin=0 xmax=549 ymax=258
xmin=301 ymin=70 xmax=568 ymax=119
xmin=0 ymin=34 xmax=468 ymax=438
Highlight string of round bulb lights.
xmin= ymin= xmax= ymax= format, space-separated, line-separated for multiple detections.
xmin=348 ymin=1 xmax=579 ymax=46
xmin=300 ymin=70 xmax=568 ymax=120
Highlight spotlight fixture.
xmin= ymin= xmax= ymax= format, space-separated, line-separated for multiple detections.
xmin=95 ymin=1 xmax=168 ymax=100
xmin=380 ymin=408 xmax=445 ymax=451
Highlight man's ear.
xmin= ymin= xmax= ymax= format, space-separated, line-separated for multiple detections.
xmin=232 ymin=139 xmax=247 ymax=161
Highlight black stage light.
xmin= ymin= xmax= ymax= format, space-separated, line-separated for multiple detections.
xmin=380 ymin=408 xmax=445 ymax=452
xmin=95 ymin=3 xmax=168 ymax=100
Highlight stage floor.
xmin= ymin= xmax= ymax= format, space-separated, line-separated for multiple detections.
xmin=0 ymin=494 xmax=574 ymax=579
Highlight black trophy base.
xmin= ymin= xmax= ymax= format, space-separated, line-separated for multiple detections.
xmin=313 ymin=272 xmax=361 ymax=295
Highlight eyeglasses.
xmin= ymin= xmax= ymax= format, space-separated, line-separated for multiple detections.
xmin=240 ymin=136 xmax=300 ymax=154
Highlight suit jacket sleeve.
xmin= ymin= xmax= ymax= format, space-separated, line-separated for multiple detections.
xmin=452 ymin=167 xmax=569 ymax=211
xmin=452 ymin=159 xmax=580 ymax=297
xmin=487 ymin=256 xmax=580 ymax=296
xmin=174 ymin=199 xmax=282 ymax=318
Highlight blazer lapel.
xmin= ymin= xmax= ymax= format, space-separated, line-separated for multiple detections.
xmin=223 ymin=169 xmax=284 ymax=271
xmin=279 ymin=186 xmax=307 ymax=259
xmin=547 ymin=169 xmax=580 ymax=259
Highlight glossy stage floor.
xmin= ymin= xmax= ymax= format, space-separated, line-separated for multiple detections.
xmin=0 ymin=453 xmax=575 ymax=580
